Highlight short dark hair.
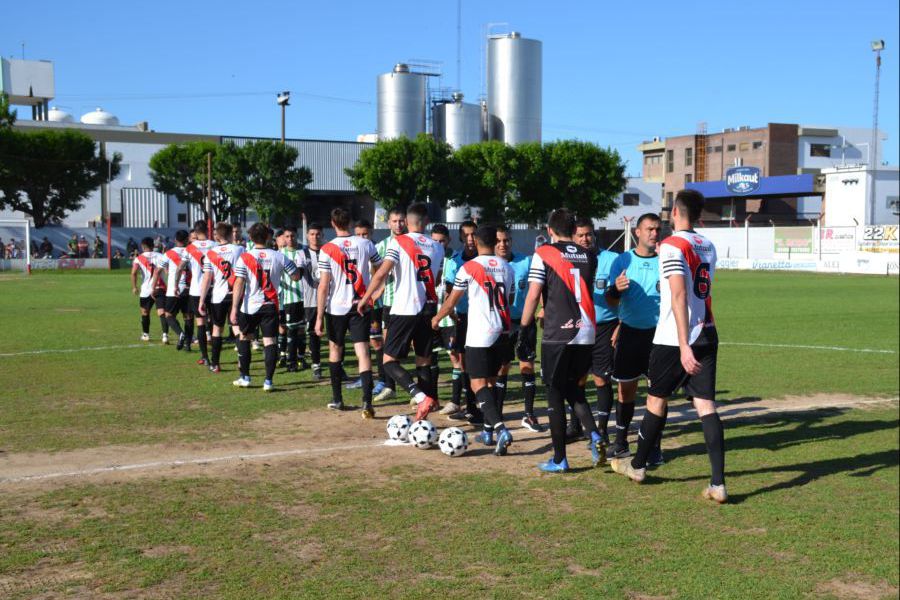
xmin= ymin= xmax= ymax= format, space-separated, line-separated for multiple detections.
xmin=389 ymin=207 xmax=407 ymax=217
xmin=355 ymin=219 xmax=373 ymax=230
xmin=635 ymin=213 xmax=661 ymax=228
xmin=547 ymin=209 xmax=576 ymax=238
xmin=307 ymin=222 xmax=324 ymax=232
xmin=248 ymin=223 xmax=271 ymax=245
xmin=474 ymin=225 xmax=498 ymax=248
xmin=431 ymin=223 xmax=450 ymax=237
xmin=496 ymin=224 xmax=510 ymax=234
xmin=675 ymin=189 xmax=704 ymax=223
xmin=275 ymin=229 xmax=285 ymax=238
xmin=459 ymin=220 xmax=477 ymax=240
xmin=407 ymin=203 xmax=429 ymax=222
xmin=174 ymin=229 xmax=190 ymax=244
xmin=215 ymin=222 xmax=233 ymax=240
xmin=193 ymin=220 xmax=208 ymax=233
xmin=574 ymin=216 xmax=594 ymax=231
xmin=330 ymin=208 xmax=351 ymax=230
xmin=283 ymin=226 xmax=297 ymax=235
xmin=140 ymin=237 xmax=154 ymax=250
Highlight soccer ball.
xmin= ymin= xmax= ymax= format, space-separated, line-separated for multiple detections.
xmin=438 ymin=427 xmax=469 ymax=457
xmin=386 ymin=414 xmax=412 ymax=442
xmin=408 ymin=420 xmax=438 ymax=449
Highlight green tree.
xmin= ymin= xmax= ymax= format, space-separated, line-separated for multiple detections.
xmin=217 ymin=141 xmax=312 ymax=224
xmin=451 ymin=141 xmax=519 ymax=223
xmin=0 ymin=128 xmax=121 ymax=227
xmin=149 ymin=141 xmax=238 ymax=221
xmin=0 ymin=93 xmax=16 ymax=129
xmin=513 ymin=141 xmax=555 ymax=225
xmin=544 ymin=140 xmax=626 ymax=221
xmin=345 ymin=134 xmax=455 ymax=212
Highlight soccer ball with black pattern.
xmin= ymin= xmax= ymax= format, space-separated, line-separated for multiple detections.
xmin=438 ymin=427 xmax=469 ymax=457
xmin=386 ymin=414 xmax=413 ymax=442
xmin=408 ymin=420 xmax=438 ymax=449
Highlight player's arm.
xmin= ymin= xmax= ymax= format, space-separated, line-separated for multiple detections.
xmin=357 ymin=259 xmax=394 ymax=314
xmin=230 ymin=276 xmax=245 ymax=325
xmin=605 ymin=262 xmax=628 ymax=308
xmin=315 ymin=271 xmax=331 ymax=337
xmin=669 ymin=272 xmax=700 ymax=375
xmin=197 ymin=270 xmax=212 ymax=315
xmin=283 ymin=255 xmax=302 ymax=282
xmin=520 ymin=282 xmax=544 ymax=328
xmin=431 ymin=289 xmax=464 ymax=329
xmin=130 ymin=262 xmax=140 ymax=295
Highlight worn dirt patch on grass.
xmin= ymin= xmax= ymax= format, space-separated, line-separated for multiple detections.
xmin=816 ymin=576 xmax=899 ymax=599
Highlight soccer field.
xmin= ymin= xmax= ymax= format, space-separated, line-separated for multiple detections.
xmin=0 ymin=270 xmax=898 ymax=598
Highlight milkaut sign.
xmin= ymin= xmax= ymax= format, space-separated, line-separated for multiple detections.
xmin=725 ymin=166 xmax=761 ymax=194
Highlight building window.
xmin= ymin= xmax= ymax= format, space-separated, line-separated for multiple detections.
xmin=177 ymin=213 xmax=187 ymax=223
xmin=726 ymin=144 xmax=736 ymax=152
xmin=685 ymin=174 xmax=693 ymax=184
xmin=665 ymin=192 xmax=673 ymax=208
xmin=714 ymin=145 xmax=722 ymax=153
xmin=622 ymin=193 xmax=640 ymax=206
xmin=887 ymin=196 xmax=899 ymax=213
xmin=752 ymin=141 xmax=763 ymax=150
xmin=810 ymin=143 xmax=831 ymax=157
xmin=685 ymin=148 xmax=693 ymax=167
xmin=666 ymin=150 xmax=674 ymax=173
xmin=645 ymin=155 xmax=661 ymax=165
xmin=739 ymin=142 xmax=750 ymax=152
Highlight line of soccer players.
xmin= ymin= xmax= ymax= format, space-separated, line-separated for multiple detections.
xmin=131 ymin=189 xmax=726 ymax=501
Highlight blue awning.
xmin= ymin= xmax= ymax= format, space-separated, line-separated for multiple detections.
xmin=686 ymin=173 xmax=817 ymax=200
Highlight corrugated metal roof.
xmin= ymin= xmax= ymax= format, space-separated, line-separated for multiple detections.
xmin=222 ymin=137 xmax=373 ymax=193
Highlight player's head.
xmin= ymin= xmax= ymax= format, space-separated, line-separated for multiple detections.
xmin=547 ymin=209 xmax=576 ymax=240
xmin=354 ymin=219 xmax=373 ymax=239
xmin=192 ymin=220 xmax=208 ymax=239
xmin=474 ymin=225 xmax=498 ymax=254
xmin=634 ymin=213 xmax=661 ymax=251
xmin=387 ymin=207 xmax=407 ymax=236
xmin=495 ymin=224 xmax=512 ymax=259
xmin=174 ymin=229 xmax=190 ymax=247
xmin=307 ymin=222 xmax=323 ymax=248
xmin=330 ymin=208 xmax=352 ymax=232
xmin=459 ymin=220 xmax=477 ymax=253
xmin=672 ymin=189 xmax=704 ymax=226
xmin=430 ymin=223 xmax=450 ymax=250
xmin=214 ymin=222 xmax=233 ymax=244
xmin=232 ymin=225 xmax=242 ymax=242
xmin=282 ymin=227 xmax=296 ymax=248
xmin=406 ymin=203 xmax=429 ymax=232
xmin=574 ymin=217 xmax=595 ymax=251
xmin=140 ymin=237 xmax=154 ymax=252
xmin=248 ymin=223 xmax=271 ymax=246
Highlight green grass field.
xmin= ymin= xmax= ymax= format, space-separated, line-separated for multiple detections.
xmin=0 ymin=270 xmax=897 ymax=598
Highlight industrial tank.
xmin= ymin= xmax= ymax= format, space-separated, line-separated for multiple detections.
xmin=487 ymin=32 xmax=542 ymax=145
xmin=80 ymin=107 xmax=119 ymax=126
xmin=432 ymin=92 xmax=483 ymax=149
xmin=376 ymin=63 xmax=426 ymax=140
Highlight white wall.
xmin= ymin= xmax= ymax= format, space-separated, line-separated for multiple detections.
xmin=798 ymin=126 xmax=885 ymax=171
xmin=822 ymin=165 xmax=900 ymax=227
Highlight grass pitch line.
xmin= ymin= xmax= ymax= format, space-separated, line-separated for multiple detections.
xmin=0 ymin=441 xmax=387 ymax=484
xmin=0 ymin=343 xmax=161 ymax=358
xmin=721 ymin=341 xmax=897 ymax=354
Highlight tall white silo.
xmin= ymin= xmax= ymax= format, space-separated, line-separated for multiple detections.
xmin=487 ymin=32 xmax=542 ymax=145
xmin=432 ymin=92 xmax=483 ymax=149
xmin=377 ymin=64 xmax=427 ymax=140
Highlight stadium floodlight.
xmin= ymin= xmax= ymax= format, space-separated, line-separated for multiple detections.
xmin=871 ymin=40 xmax=885 ymax=51
xmin=277 ymin=91 xmax=291 ymax=144
xmin=0 ymin=218 xmax=32 ymax=274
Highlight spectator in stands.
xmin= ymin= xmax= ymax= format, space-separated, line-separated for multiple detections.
xmin=7 ymin=239 xmax=20 ymax=259
xmin=67 ymin=234 xmax=79 ymax=257
xmin=39 ymin=237 xmax=53 ymax=258
xmin=93 ymin=236 xmax=105 ymax=258
xmin=112 ymin=248 xmax=124 ymax=259
xmin=77 ymin=235 xmax=89 ymax=258
xmin=0 ymin=238 xmax=5 ymax=259
xmin=126 ymin=237 xmax=138 ymax=257
xmin=30 ymin=239 xmax=39 ymax=258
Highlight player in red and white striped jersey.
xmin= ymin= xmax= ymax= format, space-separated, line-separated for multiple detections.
xmin=359 ymin=203 xmax=444 ymax=421
xmin=130 ymin=236 xmax=168 ymax=342
xmin=315 ymin=208 xmax=382 ymax=416
xmin=229 ymin=223 xmax=301 ymax=392
xmin=198 ymin=222 xmax=244 ymax=373
xmin=178 ymin=221 xmax=217 ymax=365
xmin=610 ymin=189 xmax=727 ymax=503
xmin=151 ymin=229 xmax=192 ymax=350
xmin=432 ymin=225 xmax=515 ymax=456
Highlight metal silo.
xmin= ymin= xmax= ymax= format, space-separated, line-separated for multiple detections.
xmin=432 ymin=92 xmax=483 ymax=149
xmin=377 ymin=63 xmax=426 ymax=140
xmin=487 ymin=32 xmax=542 ymax=145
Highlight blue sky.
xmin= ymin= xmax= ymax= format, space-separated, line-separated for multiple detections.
xmin=3 ymin=0 xmax=898 ymax=174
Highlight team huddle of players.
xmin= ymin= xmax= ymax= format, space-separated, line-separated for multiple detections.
xmin=130 ymin=189 xmax=726 ymax=501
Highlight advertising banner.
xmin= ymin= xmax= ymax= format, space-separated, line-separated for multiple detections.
xmin=818 ymin=227 xmax=856 ymax=254
xmin=774 ymin=227 xmax=813 ymax=254
xmin=858 ymin=225 xmax=899 ymax=253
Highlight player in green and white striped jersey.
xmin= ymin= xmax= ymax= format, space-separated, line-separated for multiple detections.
xmin=372 ymin=207 xmax=407 ymax=402
xmin=279 ymin=227 xmax=308 ymax=371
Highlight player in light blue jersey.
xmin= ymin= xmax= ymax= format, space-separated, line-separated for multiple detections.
xmin=574 ymin=218 xmax=619 ymax=450
xmin=494 ymin=225 xmax=544 ymax=434
xmin=606 ymin=213 xmax=663 ymax=463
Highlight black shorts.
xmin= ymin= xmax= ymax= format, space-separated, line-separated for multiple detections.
xmin=465 ymin=335 xmax=510 ymax=379
xmin=238 ymin=304 xmax=279 ymax=339
xmin=591 ymin=319 xmax=618 ymax=380
xmin=326 ymin=310 xmax=371 ymax=345
xmin=439 ymin=326 xmax=455 ymax=351
xmin=383 ymin=309 xmax=436 ymax=359
xmin=451 ymin=313 xmax=468 ymax=353
xmin=139 ymin=295 xmax=155 ymax=310
xmin=209 ymin=298 xmax=233 ymax=328
xmin=371 ymin=307 xmax=384 ymax=338
xmin=189 ymin=294 xmax=211 ymax=318
xmin=648 ymin=329 xmax=719 ymax=400
xmin=541 ymin=342 xmax=592 ymax=388
xmin=164 ymin=293 xmax=189 ymax=316
xmin=502 ymin=330 xmax=517 ymax=364
xmin=612 ymin=324 xmax=656 ymax=382
xmin=381 ymin=305 xmax=394 ymax=331
xmin=304 ymin=307 xmax=318 ymax=334
xmin=283 ymin=303 xmax=304 ymax=329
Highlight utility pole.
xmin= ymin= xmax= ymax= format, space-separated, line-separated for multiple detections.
xmin=277 ymin=91 xmax=291 ymax=145
xmin=456 ymin=0 xmax=462 ymax=91
xmin=206 ymin=152 xmax=213 ymax=237
xmin=869 ymin=40 xmax=884 ymax=225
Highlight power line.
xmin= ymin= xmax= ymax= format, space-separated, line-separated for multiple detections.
xmin=54 ymin=90 xmax=373 ymax=106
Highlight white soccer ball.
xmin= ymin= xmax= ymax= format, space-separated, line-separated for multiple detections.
xmin=386 ymin=414 xmax=413 ymax=442
xmin=438 ymin=427 xmax=469 ymax=457
xmin=408 ymin=420 xmax=438 ymax=449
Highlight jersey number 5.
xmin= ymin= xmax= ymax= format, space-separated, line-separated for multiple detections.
xmin=342 ymin=258 xmax=359 ymax=285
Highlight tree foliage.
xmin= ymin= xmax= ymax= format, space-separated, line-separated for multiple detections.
xmin=148 ymin=141 xmax=235 ymax=221
xmin=217 ymin=141 xmax=312 ymax=224
xmin=0 ymin=93 xmax=16 ymax=129
xmin=0 ymin=128 xmax=121 ymax=227
xmin=544 ymin=140 xmax=626 ymax=221
xmin=451 ymin=141 xmax=519 ymax=223
xmin=345 ymin=134 xmax=455 ymax=212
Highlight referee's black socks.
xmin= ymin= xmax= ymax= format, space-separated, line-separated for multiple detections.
xmin=701 ymin=413 xmax=726 ymax=486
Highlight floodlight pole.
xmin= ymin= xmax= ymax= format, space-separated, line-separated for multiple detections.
xmin=869 ymin=40 xmax=884 ymax=224
xmin=206 ymin=152 xmax=213 ymax=237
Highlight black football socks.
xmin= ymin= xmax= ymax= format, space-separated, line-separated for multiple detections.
xmin=701 ymin=413 xmax=726 ymax=486
xmin=546 ymin=385 xmax=568 ymax=463
xmin=614 ymin=400 xmax=635 ymax=448
xmin=141 ymin=315 xmax=150 ymax=334
xmin=263 ymin=343 xmax=277 ymax=381
xmin=596 ymin=383 xmax=614 ymax=436
xmin=522 ymin=372 xmax=536 ymax=416
xmin=632 ymin=409 xmax=666 ymax=469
